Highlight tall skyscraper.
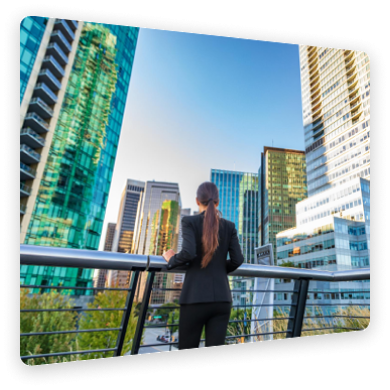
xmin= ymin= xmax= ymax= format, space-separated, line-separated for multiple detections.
xmin=258 ymin=147 xmax=308 ymax=262
xmin=211 ymin=169 xmax=258 ymax=305
xmin=300 ymin=46 xmax=370 ymax=196
xmin=20 ymin=18 xmax=140 ymax=292
xmin=107 ymin=179 xmax=145 ymax=288
xmin=132 ymin=181 xmax=181 ymax=303
xmin=274 ymin=46 xmax=371 ymax=312
xmin=93 ymin=222 xmax=116 ymax=289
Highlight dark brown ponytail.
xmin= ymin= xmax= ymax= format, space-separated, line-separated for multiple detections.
xmin=196 ymin=182 xmax=220 ymax=268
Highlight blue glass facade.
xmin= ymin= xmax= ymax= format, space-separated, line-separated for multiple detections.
xmin=20 ymin=17 xmax=48 ymax=103
xmin=21 ymin=21 xmax=140 ymax=293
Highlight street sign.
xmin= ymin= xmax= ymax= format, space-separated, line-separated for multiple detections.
xmin=255 ymin=243 xmax=274 ymax=266
xmin=153 ymin=315 xmax=162 ymax=319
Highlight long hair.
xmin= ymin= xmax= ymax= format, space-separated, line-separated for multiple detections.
xmin=196 ymin=182 xmax=220 ymax=268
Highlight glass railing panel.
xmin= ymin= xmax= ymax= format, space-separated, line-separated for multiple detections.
xmin=20 ymin=162 xmax=37 ymax=176
xmin=29 ymin=98 xmax=54 ymax=116
xmin=20 ymin=144 xmax=41 ymax=160
xmin=43 ymin=55 xmax=65 ymax=77
xmin=24 ymin=112 xmax=50 ymax=129
xmin=20 ymin=128 xmax=45 ymax=145
xmin=47 ymin=43 xmax=68 ymax=64
xmin=38 ymin=69 xmax=62 ymax=90
xmin=34 ymin=82 xmax=58 ymax=103
xmin=51 ymin=30 xmax=72 ymax=52
xmin=20 ymin=182 xmax=32 ymax=193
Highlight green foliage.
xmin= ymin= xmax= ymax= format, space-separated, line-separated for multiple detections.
xmin=20 ymin=290 xmax=78 ymax=365
xmin=227 ymin=307 xmax=252 ymax=343
xmin=78 ymin=290 xmax=140 ymax=359
xmin=154 ymin=302 xmax=180 ymax=334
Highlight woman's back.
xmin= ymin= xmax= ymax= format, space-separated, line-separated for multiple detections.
xmin=167 ymin=212 xmax=244 ymax=304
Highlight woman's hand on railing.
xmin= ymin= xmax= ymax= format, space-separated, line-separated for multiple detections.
xmin=162 ymin=249 xmax=176 ymax=262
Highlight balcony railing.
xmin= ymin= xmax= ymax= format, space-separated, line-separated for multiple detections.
xmin=20 ymin=144 xmax=41 ymax=164
xmin=20 ymin=183 xmax=32 ymax=197
xmin=46 ymin=42 xmax=69 ymax=65
xmin=20 ymin=245 xmax=370 ymax=363
xmin=24 ymin=112 xmax=49 ymax=133
xmin=50 ymin=30 xmax=72 ymax=53
xmin=54 ymin=19 xmax=75 ymax=42
xmin=34 ymin=82 xmax=58 ymax=105
xmin=29 ymin=97 xmax=53 ymax=119
xmin=20 ymin=127 xmax=45 ymax=148
xmin=38 ymin=69 xmax=62 ymax=91
xmin=42 ymin=55 xmax=65 ymax=78
xmin=20 ymin=162 xmax=36 ymax=180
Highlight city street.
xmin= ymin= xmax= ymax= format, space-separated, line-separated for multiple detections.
xmin=126 ymin=327 xmax=179 ymax=355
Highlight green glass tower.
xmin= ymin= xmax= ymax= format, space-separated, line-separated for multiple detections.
xmin=259 ymin=146 xmax=307 ymax=263
xmin=20 ymin=19 xmax=140 ymax=292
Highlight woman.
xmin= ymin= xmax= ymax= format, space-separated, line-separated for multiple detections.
xmin=162 ymin=181 xmax=244 ymax=350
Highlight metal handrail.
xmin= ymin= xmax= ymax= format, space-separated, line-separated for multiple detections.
xmin=20 ymin=245 xmax=370 ymax=282
xmin=20 ymin=245 xmax=370 ymax=360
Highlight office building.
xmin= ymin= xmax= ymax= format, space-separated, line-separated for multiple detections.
xmin=274 ymin=47 xmax=371 ymax=312
xmin=211 ymin=169 xmax=258 ymax=305
xmin=107 ymin=180 xmax=144 ymax=288
xmin=299 ymin=46 xmax=370 ymax=196
xmin=258 ymin=147 xmax=308 ymax=262
xmin=20 ymin=18 xmax=140 ymax=292
xmin=132 ymin=181 xmax=181 ymax=304
xmin=93 ymin=222 xmax=116 ymax=289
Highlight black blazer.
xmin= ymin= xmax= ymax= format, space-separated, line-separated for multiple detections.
xmin=167 ymin=212 xmax=244 ymax=304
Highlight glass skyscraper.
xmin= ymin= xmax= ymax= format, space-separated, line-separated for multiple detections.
xmin=106 ymin=179 xmax=144 ymax=289
xmin=132 ymin=181 xmax=182 ymax=304
xmin=20 ymin=19 xmax=140 ymax=292
xmin=274 ymin=46 xmax=370 ymax=313
xmin=259 ymin=147 xmax=308 ymax=262
xmin=211 ymin=169 xmax=258 ymax=305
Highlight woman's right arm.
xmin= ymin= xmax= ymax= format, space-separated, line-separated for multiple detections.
xmin=226 ymin=224 xmax=244 ymax=273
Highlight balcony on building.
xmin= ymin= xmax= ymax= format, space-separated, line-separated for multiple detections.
xmin=50 ymin=30 xmax=72 ymax=53
xmin=28 ymin=97 xmax=53 ymax=119
xmin=38 ymin=69 xmax=62 ymax=92
xmin=42 ymin=55 xmax=65 ymax=79
xmin=24 ymin=112 xmax=50 ymax=134
xmin=46 ymin=42 xmax=69 ymax=66
xmin=20 ymin=203 xmax=27 ymax=215
xmin=20 ymin=128 xmax=45 ymax=149
xmin=20 ymin=182 xmax=32 ymax=198
xmin=34 ymin=83 xmax=58 ymax=105
xmin=20 ymin=162 xmax=36 ymax=181
xmin=54 ymin=19 xmax=75 ymax=42
xmin=20 ymin=144 xmax=41 ymax=164
xmin=67 ymin=20 xmax=78 ymax=31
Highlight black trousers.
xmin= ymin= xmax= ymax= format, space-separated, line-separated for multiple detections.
xmin=179 ymin=302 xmax=232 ymax=350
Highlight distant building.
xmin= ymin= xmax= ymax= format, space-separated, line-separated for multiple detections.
xmin=211 ymin=169 xmax=258 ymax=305
xmin=258 ymin=146 xmax=308 ymax=261
xmin=107 ymin=179 xmax=144 ymax=289
xmin=170 ymin=208 xmax=191 ymax=302
xmin=132 ymin=181 xmax=181 ymax=304
xmin=93 ymin=222 xmax=116 ymax=289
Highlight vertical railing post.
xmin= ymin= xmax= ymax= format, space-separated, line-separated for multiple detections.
xmin=131 ymin=270 xmax=156 ymax=355
xmin=114 ymin=270 xmax=140 ymax=357
xmin=286 ymin=278 xmax=309 ymax=338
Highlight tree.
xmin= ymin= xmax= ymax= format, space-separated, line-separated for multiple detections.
xmin=227 ymin=307 xmax=252 ymax=343
xmin=77 ymin=289 xmax=141 ymax=359
xmin=20 ymin=289 xmax=78 ymax=365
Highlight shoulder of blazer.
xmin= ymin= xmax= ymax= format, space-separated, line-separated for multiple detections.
xmin=219 ymin=217 xmax=235 ymax=232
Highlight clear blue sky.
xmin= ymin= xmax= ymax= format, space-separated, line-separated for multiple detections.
xmin=100 ymin=28 xmax=304 ymax=249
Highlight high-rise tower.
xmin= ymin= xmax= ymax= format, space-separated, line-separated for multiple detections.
xmin=107 ymin=179 xmax=144 ymax=288
xmin=20 ymin=18 xmax=140 ymax=291
xmin=132 ymin=181 xmax=181 ymax=303
xmin=299 ymin=46 xmax=370 ymax=196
